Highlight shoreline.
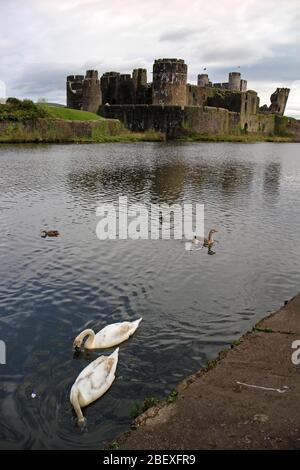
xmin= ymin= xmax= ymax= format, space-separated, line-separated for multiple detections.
xmin=111 ymin=294 xmax=300 ymax=450
xmin=0 ymin=133 xmax=295 ymax=145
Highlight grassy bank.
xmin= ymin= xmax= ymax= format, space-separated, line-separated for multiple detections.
xmin=0 ymin=99 xmax=165 ymax=143
xmin=37 ymin=104 xmax=104 ymax=121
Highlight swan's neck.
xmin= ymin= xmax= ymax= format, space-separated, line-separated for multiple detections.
xmin=71 ymin=388 xmax=85 ymax=427
xmin=78 ymin=329 xmax=95 ymax=348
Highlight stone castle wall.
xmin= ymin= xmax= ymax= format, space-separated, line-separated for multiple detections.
xmin=99 ymin=103 xmax=278 ymax=138
xmin=100 ymin=104 xmax=236 ymax=137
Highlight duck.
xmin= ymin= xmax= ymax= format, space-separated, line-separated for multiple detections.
xmin=203 ymin=229 xmax=218 ymax=247
xmin=40 ymin=230 xmax=60 ymax=238
xmin=194 ymin=229 xmax=218 ymax=248
xmin=73 ymin=318 xmax=142 ymax=350
xmin=70 ymin=348 xmax=119 ymax=428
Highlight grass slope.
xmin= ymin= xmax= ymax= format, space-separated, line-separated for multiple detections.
xmin=37 ymin=104 xmax=104 ymax=121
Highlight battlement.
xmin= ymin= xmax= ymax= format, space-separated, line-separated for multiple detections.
xmin=153 ymin=58 xmax=187 ymax=78
xmin=155 ymin=58 xmax=185 ymax=64
xmin=67 ymin=75 xmax=84 ymax=82
xmin=119 ymin=74 xmax=131 ymax=81
xmin=102 ymin=72 xmax=120 ymax=77
xmin=85 ymin=70 xmax=99 ymax=80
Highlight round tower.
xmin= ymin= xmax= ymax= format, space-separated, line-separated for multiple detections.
xmin=197 ymin=74 xmax=209 ymax=87
xmin=228 ymin=72 xmax=241 ymax=91
xmin=66 ymin=75 xmax=84 ymax=109
xmin=82 ymin=70 xmax=101 ymax=113
xmin=152 ymin=58 xmax=187 ymax=106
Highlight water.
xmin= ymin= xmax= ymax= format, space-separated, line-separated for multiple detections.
xmin=0 ymin=141 xmax=300 ymax=449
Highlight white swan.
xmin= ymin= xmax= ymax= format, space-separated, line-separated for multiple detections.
xmin=73 ymin=318 xmax=142 ymax=350
xmin=70 ymin=348 xmax=119 ymax=427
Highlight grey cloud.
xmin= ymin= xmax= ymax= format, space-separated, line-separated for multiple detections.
xmin=159 ymin=28 xmax=199 ymax=42
xmin=0 ymin=0 xmax=299 ymax=115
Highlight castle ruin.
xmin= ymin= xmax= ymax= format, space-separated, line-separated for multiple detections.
xmin=66 ymin=58 xmax=291 ymax=138
xmin=67 ymin=70 xmax=101 ymax=113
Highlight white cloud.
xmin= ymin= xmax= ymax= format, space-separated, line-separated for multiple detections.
xmin=0 ymin=0 xmax=299 ymax=116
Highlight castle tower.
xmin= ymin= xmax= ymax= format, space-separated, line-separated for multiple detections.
xmin=228 ymin=72 xmax=241 ymax=91
xmin=132 ymin=69 xmax=147 ymax=89
xmin=100 ymin=72 xmax=120 ymax=105
xmin=152 ymin=58 xmax=187 ymax=106
xmin=197 ymin=74 xmax=209 ymax=87
xmin=66 ymin=75 xmax=84 ymax=109
xmin=82 ymin=70 xmax=101 ymax=113
xmin=117 ymin=74 xmax=135 ymax=104
xmin=240 ymin=79 xmax=247 ymax=92
xmin=269 ymin=88 xmax=290 ymax=115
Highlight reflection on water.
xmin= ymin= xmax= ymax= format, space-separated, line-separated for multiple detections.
xmin=0 ymin=142 xmax=300 ymax=449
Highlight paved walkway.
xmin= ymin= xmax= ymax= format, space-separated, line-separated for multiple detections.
xmin=117 ymin=295 xmax=300 ymax=449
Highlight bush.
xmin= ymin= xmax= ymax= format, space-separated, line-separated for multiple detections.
xmin=0 ymin=98 xmax=47 ymax=122
xmin=6 ymin=97 xmax=22 ymax=106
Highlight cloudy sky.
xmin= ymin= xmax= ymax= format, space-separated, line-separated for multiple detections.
xmin=0 ymin=0 xmax=299 ymax=116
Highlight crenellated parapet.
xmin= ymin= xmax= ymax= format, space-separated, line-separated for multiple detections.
xmin=66 ymin=75 xmax=84 ymax=110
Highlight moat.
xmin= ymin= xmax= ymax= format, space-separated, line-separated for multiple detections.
xmin=0 ymin=142 xmax=300 ymax=449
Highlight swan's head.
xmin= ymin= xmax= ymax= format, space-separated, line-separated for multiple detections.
xmin=77 ymin=416 xmax=87 ymax=430
xmin=210 ymin=229 xmax=218 ymax=234
xmin=73 ymin=335 xmax=83 ymax=351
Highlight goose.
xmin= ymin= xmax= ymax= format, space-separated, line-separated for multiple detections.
xmin=41 ymin=230 xmax=60 ymax=238
xmin=70 ymin=348 xmax=119 ymax=428
xmin=73 ymin=318 xmax=142 ymax=350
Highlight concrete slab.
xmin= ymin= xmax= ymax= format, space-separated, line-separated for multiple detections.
xmin=114 ymin=295 xmax=300 ymax=450
xmin=257 ymin=295 xmax=300 ymax=334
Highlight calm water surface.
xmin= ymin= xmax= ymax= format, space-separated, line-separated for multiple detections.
xmin=0 ymin=142 xmax=300 ymax=449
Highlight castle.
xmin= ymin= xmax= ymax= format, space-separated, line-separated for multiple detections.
xmin=67 ymin=58 xmax=291 ymax=138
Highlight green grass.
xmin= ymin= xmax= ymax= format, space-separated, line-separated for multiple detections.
xmin=109 ymin=440 xmax=120 ymax=450
xmin=130 ymin=397 xmax=160 ymax=420
xmin=37 ymin=104 xmax=104 ymax=121
xmin=166 ymin=389 xmax=178 ymax=403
